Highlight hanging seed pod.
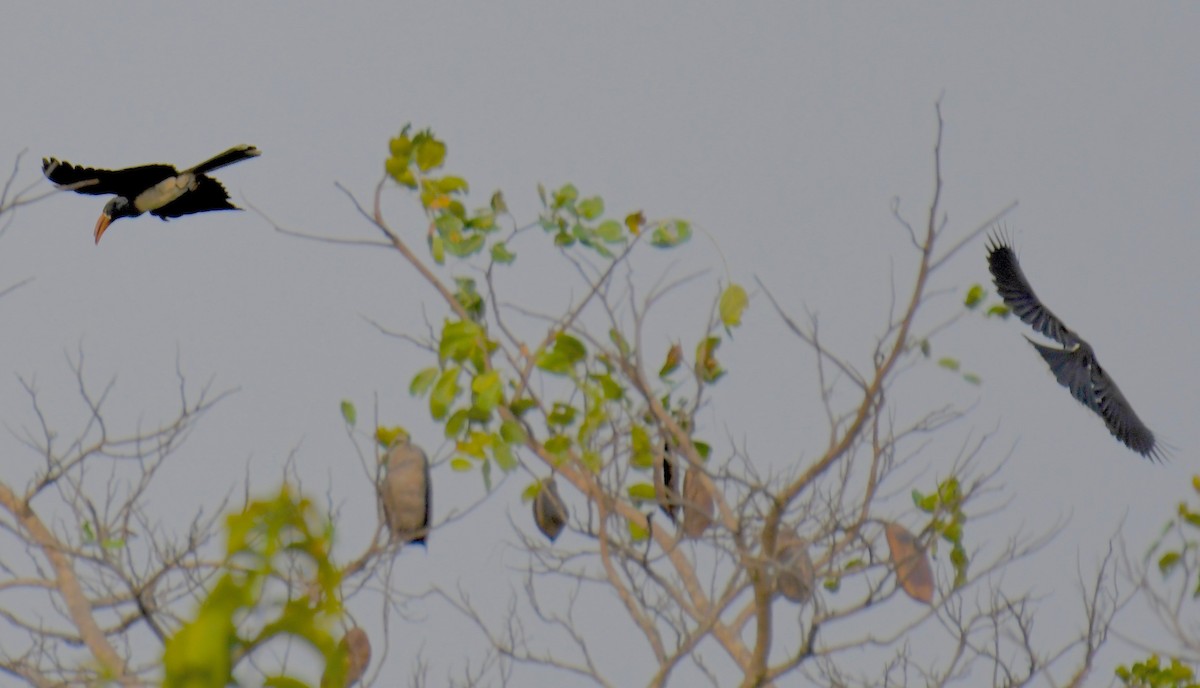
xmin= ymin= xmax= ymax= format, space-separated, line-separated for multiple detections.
xmin=533 ymin=477 xmax=568 ymax=542
xmin=653 ymin=442 xmax=680 ymax=522
xmin=381 ymin=435 xmax=431 ymax=546
xmin=775 ymin=531 xmax=815 ymax=604
xmin=680 ymin=469 xmax=714 ymax=539
xmin=884 ymin=522 xmax=934 ymax=604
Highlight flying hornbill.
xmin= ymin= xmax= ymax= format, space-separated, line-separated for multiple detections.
xmin=42 ymin=145 xmax=260 ymax=243
xmin=986 ymin=231 xmax=1164 ymax=461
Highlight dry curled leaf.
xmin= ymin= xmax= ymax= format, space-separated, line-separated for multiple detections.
xmin=321 ymin=627 xmax=371 ymax=687
xmin=681 ymin=469 xmax=714 ymax=539
xmin=533 ymin=478 xmax=568 ymax=542
xmin=885 ymin=522 xmax=934 ymax=604
xmin=776 ymin=531 xmax=815 ymax=604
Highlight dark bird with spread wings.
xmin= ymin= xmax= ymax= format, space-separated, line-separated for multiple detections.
xmin=42 ymin=145 xmax=260 ymax=243
xmin=987 ymin=232 xmax=1164 ymax=461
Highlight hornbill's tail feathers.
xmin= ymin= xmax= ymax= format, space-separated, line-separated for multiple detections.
xmin=189 ymin=145 xmax=261 ymax=176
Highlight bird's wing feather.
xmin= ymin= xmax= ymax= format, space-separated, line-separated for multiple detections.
xmin=1093 ymin=370 xmax=1164 ymax=461
xmin=1025 ymin=338 xmax=1098 ymax=411
xmin=42 ymin=159 xmax=177 ymax=197
xmin=150 ymin=176 xmax=237 ymax=219
xmin=1024 ymin=337 xmax=1162 ymax=462
xmin=987 ymin=235 xmax=1077 ymax=347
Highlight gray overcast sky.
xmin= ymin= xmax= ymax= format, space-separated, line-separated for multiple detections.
xmin=2 ymin=3 xmax=1198 ymax=685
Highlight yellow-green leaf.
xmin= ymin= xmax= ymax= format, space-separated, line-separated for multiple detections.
xmin=659 ymin=343 xmax=683 ymax=378
xmin=430 ymin=367 xmax=461 ymax=420
xmin=340 ymin=400 xmax=356 ymax=427
xmin=415 ymin=138 xmax=447 ymax=172
xmin=375 ymin=426 xmax=407 ymax=448
xmin=719 ymin=283 xmax=748 ymax=329
xmin=628 ymin=482 xmax=656 ymax=502
xmin=491 ymin=241 xmax=516 ymax=264
xmin=964 ymin=284 xmax=986 ymax=309
xmin=410 ymin=366 xmax=440 ymax=396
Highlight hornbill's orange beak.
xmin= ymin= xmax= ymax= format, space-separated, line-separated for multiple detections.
xmin=93 ymin=213 xmax=112 ymax=244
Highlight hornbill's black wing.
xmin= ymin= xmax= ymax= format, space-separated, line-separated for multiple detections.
xmin=986 ymin=234 xmax=1078 ymax=347
xmin=1026 ymin=338 xmax=1164 ymax=461
xmin=42 ymin=159 xmax=176 ymax=197
xmin=1024 ymin=337 xmax=1099 ymax=411
xmin=151 ymin=176 xmax=238 ymax=219
xmin=988 ymin=231 xmax=1164 ymax=462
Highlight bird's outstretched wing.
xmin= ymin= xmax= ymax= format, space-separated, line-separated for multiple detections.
xmin=1025 ymin=338 xmax=1164 ymax=461
xmin=988 ymin=231 xmax=1164 ymax=462
xmin=986 ymin=233 xmax=1078 ymax=347
xmin=42 ymin=159 xmax=176 ymax=197
xmin=151 ymin=177 xmax=238 ymax=219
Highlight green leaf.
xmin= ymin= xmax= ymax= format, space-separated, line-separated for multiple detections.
xmin=500 ymin=419 xmax=527 ymax=445
xmin=937 ymin=357 xmax=960 ymax=372
xmin=962 ymin=372 xmax=982 ymax=385
xmin=493 ymin=440 xmax=517 ymax=472
xmin=595 ymin=219 xmax=624 ymax=243
xmin=589 ymin=373 xmax=624 ymax=401
xmin=450 ymin=457 xmax=472 ymax=472
xmin=490 ymin=191 xmax=508 ymax=214
xmin=509 ymin=398 xmax=537 ymax=417
xmin=389 ymin=128 xmax=413 ymax=157
xmin=695 ymin=336 xmax=724 ymax=384
xmin=446 ymin=408 xmax=470 ymax=437
xmin=553 ymin=184 xmax=578 ymax=209
xmin=340 ymin=400 xmax=357 ymax=427
xmin=410 ymin=366 xmax=440 ymax=396
xmin=439 ymin=319 xmax=485 ymax=365
xmin=415 ymin=138 xmax=447 ymax=172
xmin=547 ymin=402 xmax=578 ymax=427
xmin=986 ymin=303 xmax=1010 ymax=318
xmin=544 ymin=434 xmax=572 ymax=455
xmin=386 ymin=156 xmax=415 ymax=187
xmin=433 ymin=175 xmax=468 ymax=194
xmin=375 ymin=426 xmax=406 ymax=448
xmin=920 ymin=339 xmax=931 ymax=357
xmin=471 ymin=370 xmax=503 ymax=415
xmin=917 ymin=493 xmax=939 ymax=513
xmin=430 ymin=367 xmax=461 ymax=420
xmin=577 ymin=196 xmax=604 ymax=220
xmin=434 ymin=213 xmax=465 ymax=239
xmin=630 ymin=426 xmax=654 ymax=469
xmin=629 ymin=519 xmax=649 ymax=542
xmin=628 ymin=482 xmax=656 ymax=502
xmin=1159 ymin=551 xmax=1182 ymax=576
xmin=942 ymin=520 xmax=963 ymax=542
xmin=964 ymin=284 xmax=986 ymax=309
xmin=521 ymin=481 xmax=541 ymax=503
xmin=536 ymin=333 xmax=588 ymax=375
xmin=719 ymin=283 xmax=749 ymax=329
xmin=445 ymin=232 xmax=486 ymax=258
xmin=491 ymin=241 xmax=516 ymax=264
xmin=650 ymin=219 xmax=692 ymax=248
xmin=659 ymin=343 xmax=683 ymax=378
xmin=580 ymin=450 xmax=603 ymax=473
xmin=693 ymin=441 xmax=711 ymax=460
xmin=431 ymin=234 xmax=445 ymax=264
